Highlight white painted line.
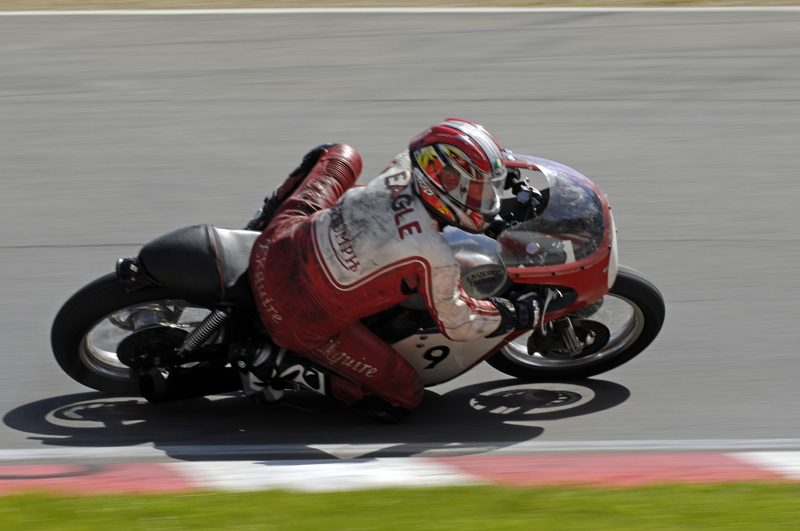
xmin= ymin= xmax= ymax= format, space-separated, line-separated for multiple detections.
xmin=487 ymin=439 xmax=800 ymax=455
xmin=730 ymin=452 xmax=800 ymax=481
xmin=2 ymin=7 xmax=800 ymax=16
xmin=0 ymin=443 xmax=511 ymax=461
xmin=4 ymin=439 xmax=800 ymax=462
xmin=168 ymin=458 xmax=480 ymax=492
xmin=0 ymin=445 xmax=164 ymax=461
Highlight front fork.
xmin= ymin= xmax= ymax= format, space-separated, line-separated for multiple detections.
xmin=530 ymin=288 xmax=583 ymax=359
xmin=542 ymin=317 xmax=583 ymax=358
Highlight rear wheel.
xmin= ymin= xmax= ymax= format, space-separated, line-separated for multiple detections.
xmin=487 ymin=266 xmax=665 ymax=380
xmin=51 ymin=273 xmax=215 ymax=395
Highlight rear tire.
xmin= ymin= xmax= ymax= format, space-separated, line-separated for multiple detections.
xmin=51 ymin=273 xmax=211 ymax=395
xmin=487 ymin=266 xmax=665 ymax=380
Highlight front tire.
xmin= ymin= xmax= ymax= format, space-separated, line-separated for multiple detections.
xmin=51 ymin=273 xmax=213 ymax=395
xmin=487 ymin=266 xmax=665 ymax=380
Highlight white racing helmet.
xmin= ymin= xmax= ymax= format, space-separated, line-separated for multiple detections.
xmin=410 ymin=118 xmax=507 ymax=233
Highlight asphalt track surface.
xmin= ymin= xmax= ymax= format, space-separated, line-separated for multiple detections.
xmin=1 ymin=9 xmax=800 ymax=468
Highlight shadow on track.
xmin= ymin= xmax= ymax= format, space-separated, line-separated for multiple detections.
xmin=4 ymin=378 xmax=629 ymax=460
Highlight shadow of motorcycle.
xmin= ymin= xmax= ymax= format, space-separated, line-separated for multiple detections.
xmin=4 ymin=378 xmax=629 ymax=461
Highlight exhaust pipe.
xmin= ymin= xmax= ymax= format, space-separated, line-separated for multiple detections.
xmin=140 ymin=367 xmax=241 ymax=404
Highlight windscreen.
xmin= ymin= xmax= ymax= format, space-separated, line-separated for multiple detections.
xmin=497 ymin=157 xmax=605 ymax=269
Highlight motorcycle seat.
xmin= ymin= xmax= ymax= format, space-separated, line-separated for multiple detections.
xmin=138 ymin=224 xmax=260 ymax=306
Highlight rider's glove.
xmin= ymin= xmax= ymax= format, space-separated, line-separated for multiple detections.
xmin=488 ymin=292 xmax=541 ymax=337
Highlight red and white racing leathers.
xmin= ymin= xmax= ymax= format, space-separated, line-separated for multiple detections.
xmin=249 ymin=144 xmax=503 ymax=410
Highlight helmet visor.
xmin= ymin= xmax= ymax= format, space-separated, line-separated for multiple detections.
xmin=440 ymin=165 xmax=503 ymax=216
xmin=465 ymin=173 xmax=505 ymax=215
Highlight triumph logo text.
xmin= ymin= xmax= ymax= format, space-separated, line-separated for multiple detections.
xmin=327 ymin=206 xmax=360 ymax=272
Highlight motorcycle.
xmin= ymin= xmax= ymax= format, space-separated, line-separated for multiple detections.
xmin=51 ymin=151 xmax=665 ymax=406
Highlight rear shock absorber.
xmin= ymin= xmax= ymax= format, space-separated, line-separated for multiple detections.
xmin=177 ymin=309 xmax=229 ymax=355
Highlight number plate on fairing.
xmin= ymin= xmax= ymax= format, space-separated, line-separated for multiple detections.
xmin=391 ymin=332 xmax=508 ymax=386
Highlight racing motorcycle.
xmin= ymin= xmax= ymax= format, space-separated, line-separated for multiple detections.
xmin=51 ymin=152 xmax=665 ymax=405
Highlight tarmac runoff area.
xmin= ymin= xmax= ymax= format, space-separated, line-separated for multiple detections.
xmin=1 ymin=452 xmax=800 ymax=494
xmin=2 ymin=8 xmax=800 ymax=497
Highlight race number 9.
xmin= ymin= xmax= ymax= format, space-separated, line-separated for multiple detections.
xmin=423 ymin=346 xmax=450 ymax=369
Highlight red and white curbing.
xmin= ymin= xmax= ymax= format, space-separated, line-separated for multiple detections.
xmin=2 ymin=452 xmax=800 ymax=495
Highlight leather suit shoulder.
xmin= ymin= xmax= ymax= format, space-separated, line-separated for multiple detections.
xmin=312 ymin=154 xmax=457 ymax=289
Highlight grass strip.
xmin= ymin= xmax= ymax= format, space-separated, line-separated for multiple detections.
xmin=1 ymin=483 xmax=800 ymax=530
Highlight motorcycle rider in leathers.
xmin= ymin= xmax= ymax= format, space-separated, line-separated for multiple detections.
xmin=236 ymin=119 xmax=541 ymax=423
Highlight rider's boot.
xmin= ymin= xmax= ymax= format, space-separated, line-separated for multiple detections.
xmin=246 ymin=143 xmax=333 ymax=232
xmin=229 ymin=339 xmax=284 ymax=404
xmin=229 ymin=339 xmax=412 ymax=423
xmin=229 ymin=338 xmax=330 ymax=404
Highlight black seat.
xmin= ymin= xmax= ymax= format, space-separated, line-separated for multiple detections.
xmin=138 ymin=224 xmax=260 ymax=306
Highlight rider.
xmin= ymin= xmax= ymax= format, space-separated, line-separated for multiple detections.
xmin=235 ymin=119 xmax=541 ymax=422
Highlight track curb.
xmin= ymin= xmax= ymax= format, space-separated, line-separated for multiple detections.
xmin=1 ymin=451 xmax=799 ymax=495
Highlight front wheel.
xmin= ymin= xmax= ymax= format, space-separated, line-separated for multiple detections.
xmin=51 ymin=273 xmax=216 ymax=395
xmin=487 ymin=266 xmax=665 ymax=380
